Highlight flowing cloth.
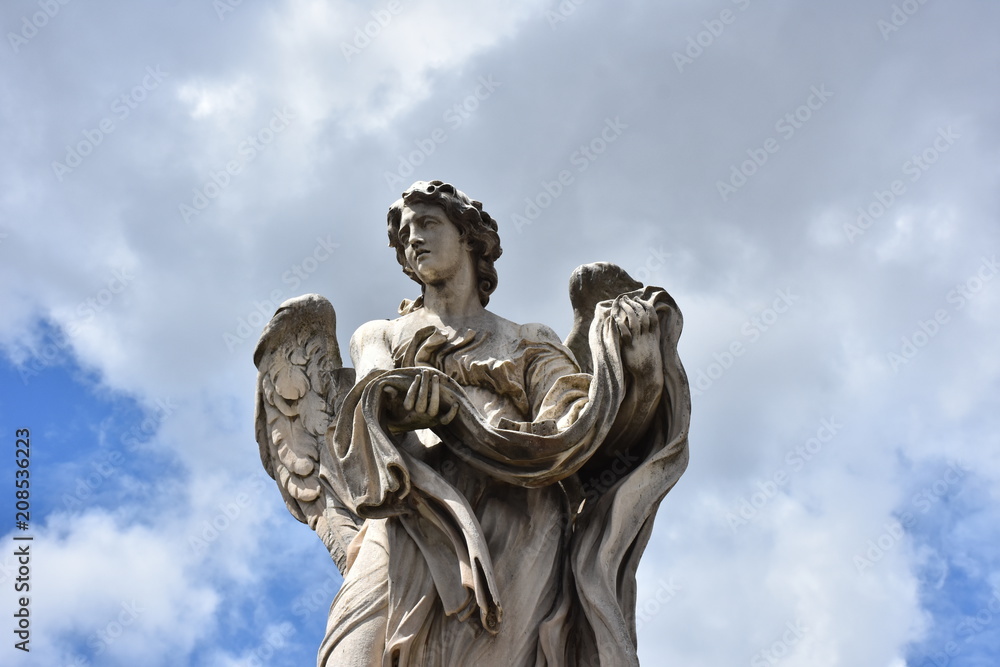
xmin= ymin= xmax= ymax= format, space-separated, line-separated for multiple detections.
xmin=319 ymin=287 xmax=690 ymax=666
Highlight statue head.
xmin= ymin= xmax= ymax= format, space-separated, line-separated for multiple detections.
xmin=387 ymin=180 xmax=503 ymax=307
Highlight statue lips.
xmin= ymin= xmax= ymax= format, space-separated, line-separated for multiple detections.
xmin=409 ymin=248 xmax=433 ymax=276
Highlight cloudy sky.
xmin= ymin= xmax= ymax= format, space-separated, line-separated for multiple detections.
xmin=1 ymin=0 xmax=998 ymax=665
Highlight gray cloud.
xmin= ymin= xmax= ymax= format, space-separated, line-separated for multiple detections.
xmin=1 ymin=0 xmax=998 ymax=663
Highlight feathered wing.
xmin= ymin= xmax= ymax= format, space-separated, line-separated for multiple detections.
xmin=253 ymin=293 xmax=360 ymax=575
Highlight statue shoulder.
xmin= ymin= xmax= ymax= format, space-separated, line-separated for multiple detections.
xmin=517 ymin=321 xmax=564 ymax=347
xmin=475 ymin=313 xmax=558 ymax=347
xmin=349 ymin=318 xmax=395 ymax=374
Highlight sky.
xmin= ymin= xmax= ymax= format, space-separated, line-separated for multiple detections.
xmin=0 ymin=0 xmax=998 ymax=665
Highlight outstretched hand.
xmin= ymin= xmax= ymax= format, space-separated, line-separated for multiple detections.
xmin=383 ymin=368 xmax=459 ymax=433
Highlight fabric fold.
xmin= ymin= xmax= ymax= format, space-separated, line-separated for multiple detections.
xmin=322 ymin=286 xmax=690 ymax=666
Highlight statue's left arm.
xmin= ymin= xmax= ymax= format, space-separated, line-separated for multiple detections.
xmin=578 ymin=294 xmax=666 ymax=480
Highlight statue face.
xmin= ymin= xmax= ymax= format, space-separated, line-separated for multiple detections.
xmin=398 ymin=202 xmax=469 ymax=286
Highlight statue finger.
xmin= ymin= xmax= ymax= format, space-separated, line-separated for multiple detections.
xmin=620 ymin=299 xmax=640 ymax=336
xmin=633 ymin=298 xmax=657 ymax=336
xmin=645 ymin=304 xmax=659 ymax=335
xmin=403 ymin=373 xmax=421 ymax=411
xmin=625 ymin=297 xmax=647 ymax=333
xmin=415 ymin=370 xmax=430 ymax=413
xmin=614 ymin=311 xmax=632 ymax=344
xmin=634 ymin=299 xmax=654 ymax=335
xmin=440 ymin=401 xmax=459 ymax=425
xmin=429 ymin=374 xmax=440 ymax=416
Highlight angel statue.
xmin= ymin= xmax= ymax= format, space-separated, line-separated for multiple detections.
xmin=253 ymin=180 xmax=690 ymax=666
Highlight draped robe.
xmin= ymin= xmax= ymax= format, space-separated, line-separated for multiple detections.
xmin=318 ymin=287 xmax=690 ymax=666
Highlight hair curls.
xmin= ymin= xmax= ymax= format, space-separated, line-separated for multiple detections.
xmin=387 ymin=180 xmax=502 ymax=307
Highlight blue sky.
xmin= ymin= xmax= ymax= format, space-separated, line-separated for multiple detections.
xmin=1 ymin=0 xmax=999 ymax=665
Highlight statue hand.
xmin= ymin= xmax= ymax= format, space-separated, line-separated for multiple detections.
xmin=383 ymin=368 xmax=459 ymax=433
xmin=614 ymin=296 xmax=663 ymax=380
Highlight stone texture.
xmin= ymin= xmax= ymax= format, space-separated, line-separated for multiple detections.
xmin=254 ymin=180 xmax=690 ymax=666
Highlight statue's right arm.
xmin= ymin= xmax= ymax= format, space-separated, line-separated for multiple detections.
xmin=350 ymin=319 xmax=395 ymax=377
xmin=349 ymin=320 xmax=453 ymax=433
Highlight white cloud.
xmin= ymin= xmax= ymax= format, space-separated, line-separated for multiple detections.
xmin=1 ymin=0 xmax=998 ymax=664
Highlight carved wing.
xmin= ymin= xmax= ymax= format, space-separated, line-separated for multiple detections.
xmin=253 ymin=293 xmax=360 ymax=574
xmin=564 ymin=262 xmax=643 ymax=372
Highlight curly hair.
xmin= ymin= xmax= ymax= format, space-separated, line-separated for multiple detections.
xmin=387 ymin=180 xmax=503 ymax=307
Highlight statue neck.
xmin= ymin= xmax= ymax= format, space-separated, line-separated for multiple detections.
xmin=421 ymin=261 xmax=485 ymax=324
xmin=422 ymin=286 xmax=484 ymax=323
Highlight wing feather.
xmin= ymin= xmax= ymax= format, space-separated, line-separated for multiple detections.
xmin=253 ymin=293 xmax=360 ymax=574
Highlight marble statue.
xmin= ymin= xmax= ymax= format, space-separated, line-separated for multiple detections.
xmin=253 ymin=180 xmax=690 ymax=666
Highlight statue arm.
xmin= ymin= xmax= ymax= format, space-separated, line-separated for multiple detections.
xmin=518 ymin=309 xmax=662 ymax=483
xmin=603 ymin=295 xmax=665 ymax=451
xmin=350 ymin=320 xmax=460 ymax=436
xmin=350 ymin=319 xmax=395 ymax=377
xmin=521 ymin=323 xmax=593 ymax=430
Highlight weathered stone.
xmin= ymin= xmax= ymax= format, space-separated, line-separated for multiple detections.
xmin=254 ymin=180 xmax=690 ymax=666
